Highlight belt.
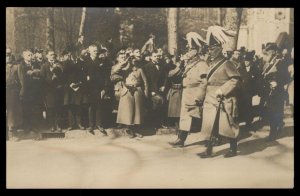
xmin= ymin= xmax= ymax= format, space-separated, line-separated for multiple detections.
xmin=207 ymin=82 xmax=222 ymax=86
xmin=171 ymin=84 xmax=182 ymax=89
xmin=183 ymin=83 xmax=200 ymax=88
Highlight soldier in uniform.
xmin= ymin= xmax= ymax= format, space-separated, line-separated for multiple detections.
xmin=169 ymin=32 xmax=209 ymax=148
xmin=6 ymin=49 xmax=22 ymax=141
xmin=261 ymin=43 xmax=287 ymax=141
xmin=200 ymin=26 xmax=241 ymax=158
xmin=165 ymin=54 xmax=183 ymax=127
xmin=111 ymin=53 xmax=148 ymax=138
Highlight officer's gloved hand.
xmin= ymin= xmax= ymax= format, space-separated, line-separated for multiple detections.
xmin=195 ymin=99 xmax=203 ymax=107
xmin=215 ymin=89 xmax=224 ymax=102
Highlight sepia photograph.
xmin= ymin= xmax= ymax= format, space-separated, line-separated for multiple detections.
xmin=6 ymin=7 xmax=294 ymax=188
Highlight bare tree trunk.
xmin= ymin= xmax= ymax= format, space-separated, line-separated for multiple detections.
xmin=167 ymin=8 xmax=178 ymax=56
xmin=234 ymin=8 xmax=243 ymax=50
xmin=46 ymin=7 xmax=55 ymax=51
xmin=219 ymin=8 xmax=226 ymax=26
xmin=223 ymin=8 xmax=243 ymax=50
xmin=6 ymin=8 xmax=16 ymax=53
xmin=79 ymin=7 xmax=87 ymax=37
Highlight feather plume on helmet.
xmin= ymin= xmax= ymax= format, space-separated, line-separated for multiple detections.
xmin=202 ymin=26 xmax=237 ymax=46
xmin=185 ymin=32 xmax=207 ymax=49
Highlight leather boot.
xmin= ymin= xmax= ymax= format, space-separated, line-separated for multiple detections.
xmin=172 ymin=131 xmax=188 ymax=148
xmin=200 ymin=141 xmax=213 ymax=158
xmin=224 ymin=139 xmax=237 ymax=158
xmin=169 ymin=130 xmax=187 ymax=148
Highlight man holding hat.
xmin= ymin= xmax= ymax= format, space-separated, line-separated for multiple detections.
xmin=200 ymin=26 xmax=241 ymax=158
xmin=169 ymin=32 xmax=209 ymax=148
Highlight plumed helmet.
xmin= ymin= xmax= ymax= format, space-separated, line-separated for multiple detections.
xmin=185 ymin=32 xmax=206 ymax=49
xmin=203 ymin=25 xmax=236 ymax=46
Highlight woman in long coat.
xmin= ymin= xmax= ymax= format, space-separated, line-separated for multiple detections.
xmin=111 ymin=55 xmax=148 ymax=138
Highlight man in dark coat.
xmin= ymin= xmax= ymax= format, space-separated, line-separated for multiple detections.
xmin=144 ymin=50 xmax=168 ymax=129
xmin=261 ymin=43 xmax=288 ymax=141
xmin=77 ymin=49 xmax=90 ymax=129
xmin=31 ymin=48 xmax=45 ymax=130
xmin=17 ymin=49 xmax=43 ymax=139
xmin=6 ymin=51 xmax=22 ymax=141
xmin=236 ymin=51 xmax=260 ymax=130
xmin=40 ymin=51 xmax=64 ymax=132
xmin=62 ymin=50 xmax=85 ymax=130
xmin=85 ymin=45 xmax=110 ymax=135
xmin=200 ymin=26 xmax=241 ymax=158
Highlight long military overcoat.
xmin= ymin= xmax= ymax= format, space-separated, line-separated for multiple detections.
xmin=179 ymin=56 xmax=209 ymax=131
xmin=201 ymin=56 xmax=240 ymax=139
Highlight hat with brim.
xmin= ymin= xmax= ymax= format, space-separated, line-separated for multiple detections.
xmin=264 ymin=42 xmax=278 ymax=52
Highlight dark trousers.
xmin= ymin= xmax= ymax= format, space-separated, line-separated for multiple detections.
xmin=269 ymin=111 xmax=282 ymax=140
xmin=89 ymin=102 xmax=104 ymax=128
xmin=67 ymin=105 xmax=81 ymax=127
xmin=47 ymin=106 xmax=63 ymax=130
xmin=23 ymin=101 xmax=43 ymax=132
xmin=148 ymin=107 xmax=164 ymax=128
xmin=80 ymin=104 xmax=89 ymax=128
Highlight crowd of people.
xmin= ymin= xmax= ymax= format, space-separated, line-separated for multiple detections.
xmin=6 ymin=25 xmax=294 ymax=158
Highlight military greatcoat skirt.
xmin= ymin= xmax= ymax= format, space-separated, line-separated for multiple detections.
xmin=201 ymin=58 xmax=240 ymax=139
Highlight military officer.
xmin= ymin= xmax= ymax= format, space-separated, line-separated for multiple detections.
xmin=200 ymin=26 xmax=241 ymax=158
xmin=169 ymin=32 xmax=209 ymax=148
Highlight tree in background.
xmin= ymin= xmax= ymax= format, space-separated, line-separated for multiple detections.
xmin=222 ymin=8 xmax=243 ymax=50
xmin=46 ymin=7 xmax=55 ymax=51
